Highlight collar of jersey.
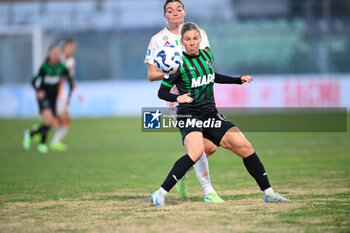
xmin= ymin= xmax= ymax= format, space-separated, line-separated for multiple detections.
xmin=165 ymin=27 xmax=180 ymax=37
xmin=183 ymin=51 xmax=201 ymax=59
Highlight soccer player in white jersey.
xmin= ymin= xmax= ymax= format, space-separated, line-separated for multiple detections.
xmin=51 ymin=39 xmax=83 ymax=151
xmin=144 ymin=0 xmax=223 ymax=203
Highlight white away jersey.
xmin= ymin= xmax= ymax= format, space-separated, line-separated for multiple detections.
xmin=144 ymin=27 xmax=210 ymax=65
xmin=62 ymin=56 xmax=76 ymax=77
xmin=58 ymin=56 xmax=76 ymax=98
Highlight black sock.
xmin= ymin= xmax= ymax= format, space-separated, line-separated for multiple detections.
xmin=40 ymin=125 xmax=50 ymax=144
xmin=161 ymin=154 xmax=195 ymax=192
xmin=243 ymin=152 xmax=271 ymax=191
xmin=30 ymin=125 xmax=43 ymax=137
xmin=31 ymin=124 xmax=50 ymax=143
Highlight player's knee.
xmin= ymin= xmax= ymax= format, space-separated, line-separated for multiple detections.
xmin=188 ymin=146 xmax=204 ymax=162
xmin=204 ymin=145 xmax=216 ymax=157
xmin=63 ymin=119 xmax=70 ymax=127
xmin=44 ymin=118 xmax=54 ymax=127
xmin=53 ymin=118 xmax=61 ymax=127
xmin=59 ymin=113 xmax=68 ymax=123
xmin=43 ymin=116 xmax=53 ymax=127
xmin=234 ymin=140 xmax=254 ymax=158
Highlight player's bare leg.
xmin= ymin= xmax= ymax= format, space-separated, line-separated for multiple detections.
xmin=51 ymin=110 xmax=70 ymax=151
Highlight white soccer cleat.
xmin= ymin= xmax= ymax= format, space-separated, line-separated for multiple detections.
xmin=264 ymin=192 xmax=290 ymax=203
xmin=150 ymin=190 xmax=165 ymax=207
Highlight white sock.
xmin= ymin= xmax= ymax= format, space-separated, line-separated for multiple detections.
xmin=263 ymin=187 xmax=274 ymax=196
xmin=51 ymin=126 xmax=68 ymax=145
xmin=193 ymin=152 xmax=215 ymax=196
xmin=159 ymin=187 xmax=168 ymax=196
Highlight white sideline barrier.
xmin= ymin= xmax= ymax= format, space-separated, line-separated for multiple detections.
xmin=0 ymin=80 xmax=164 ymax=118
xmin=0 ymin=75 xmax=349 ymax=118
xmin=214 ymin=75 xmax=350 ymax=108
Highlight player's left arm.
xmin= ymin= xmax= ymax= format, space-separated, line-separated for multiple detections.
xmin=66 ymin=59 xmax=84 ymax=102
xmin=69 ymin=77 xmax=84 ymax=102
xmin=214 ymin=73 xmax=253 ymax=84
xmin=64 ymin=68 xmax=74 ymax=104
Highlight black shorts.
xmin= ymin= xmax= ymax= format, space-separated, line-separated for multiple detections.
xmin=38 ymin=95 xmax=57 ymax=116
xmin=177 ymin=111 xmax=235 ymax=146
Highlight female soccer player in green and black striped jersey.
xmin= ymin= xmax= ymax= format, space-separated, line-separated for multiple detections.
xmin=145 ymin=0 xmax=223 ymax=203
xmin=22 ymin=45 xmax=73 ymax=154
xmin=150 ymin=22 xmax=290 ymax=207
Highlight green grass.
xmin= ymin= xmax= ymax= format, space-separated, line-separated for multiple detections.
xmin=0 ymin=116 xmax=349 ymax=232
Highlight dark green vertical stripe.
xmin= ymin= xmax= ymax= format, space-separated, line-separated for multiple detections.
xmin=203 ymin=49 xmax=214 ymax=63
xmin=186 ymin=57 xmax=202 ymax=102
xmin=200 ymin=50 xmax=214 ymax=73
xmin=199 ymin=51 xmax=214 ymax=100
xmin=198 ymin=55 xmax=211 ymax=75
xmin=201 ymin=50 xmax=210 ymax=61
xmin=180 ymin=66 xmax=191 ymax=93
xmin=182 ymin=56 xmax=197 ymax=98
xmin=195 ymin=56 xmax=209 ymax=103
xmin=192 ymin=59 xmax=204 ymax=77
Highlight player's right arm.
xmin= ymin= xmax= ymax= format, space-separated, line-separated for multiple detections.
xmin=157 ymin=71 xmax=192 ymax=103
xmin=147 ymin=64 xmax=166 ymax=82
xmin=32 ymin=66 xmax=46 ymax=100
xmin=145 ymin=36 xmax=168 ymax=82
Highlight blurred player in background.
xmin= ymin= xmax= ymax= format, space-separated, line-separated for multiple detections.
xmin=23 ymin=45 xmax=74 ymax=153
xmin=50 ymin=39 xmax=83 ymax=151
xmin=145 ymin=0 xmax=223 ymax=203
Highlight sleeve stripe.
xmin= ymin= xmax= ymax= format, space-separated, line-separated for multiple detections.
xmin=161 ymin=80 xmax=174 ymax=88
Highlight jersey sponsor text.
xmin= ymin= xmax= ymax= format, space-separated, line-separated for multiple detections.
xmin=191 ymin=73 xmax=215 ymax=88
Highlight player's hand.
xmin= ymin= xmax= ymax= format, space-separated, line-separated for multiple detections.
xmin=177 ymin=93 xmax=193 ymax=103
xmin=37 ymin=90 xmax=46 ymax=100
xmin=66 ymin=99 xmax=71 ymax=106
xmin=241 ymin=75 xmax=253 ymax=83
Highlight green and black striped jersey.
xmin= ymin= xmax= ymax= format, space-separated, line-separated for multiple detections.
xmin=161 ymin=49 xmax=216 ymax=114
xmin=32 ymin=61 xmax=73 ymax=97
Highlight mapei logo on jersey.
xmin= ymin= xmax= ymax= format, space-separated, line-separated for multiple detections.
xmin=44 ymin=75 xmax=60 ymax=85
xmin=191 ymin=73 xmax=215 ymax=88
xmin=143 ymin=109 xmax=162 ymax=129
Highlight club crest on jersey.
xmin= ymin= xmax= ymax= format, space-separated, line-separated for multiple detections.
xmin=206 ymin=60 xmax=213 ymax=69
xmin=191 ymin=73 xmax=215 ymax=88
